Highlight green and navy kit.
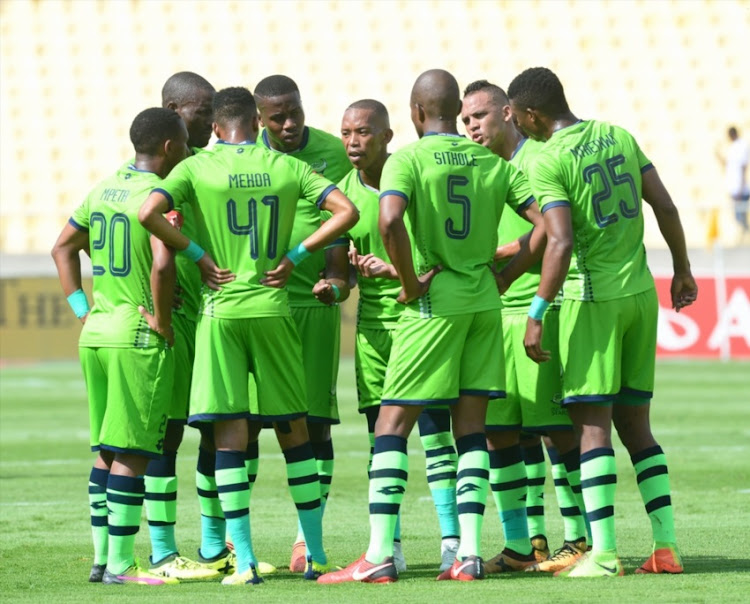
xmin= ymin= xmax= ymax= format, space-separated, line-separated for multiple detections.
xmin=70 ymin=165 xmax=168 ymax=349
xmin=528 ymin=120 xmax=654 ymax=301
xmin=154 ymin=141 xmax=337 ymax=319
xmin=259 ymin=126 xmax=351 ymax=307
xmin=338 ymin=168 xmax=402 ymax=329
xmin=380 ymin=132 xmax=534 ymax=317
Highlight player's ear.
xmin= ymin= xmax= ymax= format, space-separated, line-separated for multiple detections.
xmin=383 ymin=128 xmax=394 ymax=145
xmin=212 ymin=122 xmax=220 ymax=138
xmin=166 ymin=101 xmax=179 ymax=112
xmin=251 ymin=114 xmax=259 ymax=136
xmin=502 ymin=104 xmax=513 ymax=122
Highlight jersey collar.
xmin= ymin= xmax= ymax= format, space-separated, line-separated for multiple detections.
xmin=357 ymin=171 xmax=380 ymax=194
xmin=510 ymin=137 xmax=528 ymax=160
xmin=216 ymin=139 xmax=256 ymax=146
xmin=423 ymin=131 xmax=465 ymax=138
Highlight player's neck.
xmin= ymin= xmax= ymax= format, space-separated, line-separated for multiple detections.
xmin=133 ymin=155 xmax=167 ymax=178
xmin=496 ymin=130 xmax=522 ymax=161
xmin=421 ymin=118 xmax=459 ymax=137
xmin=220 ymin=129 xmax=257 ymax=144
xmin=359 ymin=157 xmax=387 ymax=190
xmin=547 ymin=112 xmax=580 ymax=139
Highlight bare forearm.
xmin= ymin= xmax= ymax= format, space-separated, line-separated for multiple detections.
xmin=653 ymin=204 xmax=691 ymax=274
xmin=151 ymin=245 xmax=176 ymax=327
xmin=495 ymin=236 xmax=524 ymax=261
xmin=381 ymin=216 xmax=418 ymax=291
xmin=536 ymin=233 xmax=572 ymax=301
xmin=53 ymin=249 xmax=83 ymax=296
xmin=498 ymin=226 xmax=546 ymax=285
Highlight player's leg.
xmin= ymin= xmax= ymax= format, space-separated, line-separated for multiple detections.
xmin=615 ymin=288 xmax=682 ymax=574
xmin=417 ymin=407 xmax=459 ymax=570
xmin=520 ymin=433 xmax=549 ymax=560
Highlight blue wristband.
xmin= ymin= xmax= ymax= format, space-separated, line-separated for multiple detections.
xmin=67 ymin=289 xmax=90 ymax=319
xmin=330 ymin=283 xmax=341 ymax=301
xmin=528 ymin=295 xmax=550 ymax=321
xmin=286 ymin=242 xmax=311 ymax=266
xmin=181 ymin=240 xmax=205 ymax=262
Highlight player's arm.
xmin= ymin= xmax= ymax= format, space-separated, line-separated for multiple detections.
xmin=495 ymin=236 xmax=523 ymax=261
xmin=138 ymin=190 xmax=235 ymax=290
xmin=314 ymin=245 xmax=351 ymax=305
xmin=138 ymin=237 xmax=176 ymax=346
xmin=495 ymin=201 xmax=547 ymax=292
xmin=641 ymin=168 xmax=697 ymax=312
xmin=51 ymin=223 xmax=91 ymax=323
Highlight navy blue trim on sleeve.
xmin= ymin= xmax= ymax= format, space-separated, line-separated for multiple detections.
xmin=515 ymin=195 xmax=536 ymax=214
xmin=540 ymin=200 xmax=571 ymax=213
xmin=641 ymin=163 xmax=655 ymax=174
xmin=68 ymin=217 xmax=88 ymax=232
xmin=152 ymin=187 xmax=175 ymax=211
xmin=316 ymin=184 xmax=338 ymax=208
xmin=379 ymin=190 xmax=409 ymax=204
xmin=324 ymin=236 xmax=350 ymax=249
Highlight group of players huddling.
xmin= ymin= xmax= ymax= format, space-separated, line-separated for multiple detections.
xmin=51 ymin=66 xmax=697 ymax=586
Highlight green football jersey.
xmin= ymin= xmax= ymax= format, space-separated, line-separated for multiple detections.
xmin=338 ymin=168 xmax=402 ymax=329
xmin=155 ymin=141 xmax=337 ymax=319
xmin=380 ymin=133 xmax=534 ymax=317
xmin=529 ymin=120 xmax=654 ymax=301
xmin=259 ymin=126 xmax=351 ymax=307
xmin=70 ymin=165 xmax=167 ymax=349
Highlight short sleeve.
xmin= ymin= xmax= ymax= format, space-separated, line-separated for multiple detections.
xmin=69 ymin=194 xmax=91 ymax=231
xmin=296 ymin=160 xmax=337 ymax=208
xmin=156 ymin=159 xmax=197 ymax=212
xmin=528 ymin=153 xmax=570 ymax=213
xmin=504 ymin=162 xmax=535 ymax=214
xmin=379 ymin=151 xmax=415 ymax=205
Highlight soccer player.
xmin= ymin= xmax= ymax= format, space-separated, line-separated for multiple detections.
xmin=138 ymin=87 xmax=359 ymax=586
xmin=319 ymin=69 xmax=545 ymax=584
xmin=507 ymin=66 xmax=697 ymax=577
xmin=51 ymin=107 xmax=189 ymax=585
xmin=461 ymin=80 xmax=589 ymax=573
xmin=339 ymin=99 xmax=460 ymax=572
xmin=141 ymin=71 xmax=226 ymax=581
xmin=254 ymin=75 xmax=352 ymax=572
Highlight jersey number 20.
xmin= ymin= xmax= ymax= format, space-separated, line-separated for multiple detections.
xmin=90 ymin=212 xmax=131 ymax=277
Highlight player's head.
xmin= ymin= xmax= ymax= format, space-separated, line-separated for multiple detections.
xmin=409 ymin=69 xmax=461 ymax=138
xmin=728 ymin=126 xmax=739 ymax=141
xmin=254 ymin=75 xmax=305 ymax=151
xmin=161 ymin=71 xmax=216 ymax=149
xmin=129 ymin=107 xmax=189 ymax=173
xmin=212 ymin=87 xmax=259 ymax=139
xmin=341 ymin=99 xmax=393 ymax=173
xmin=461 ymin=80 xmax=516 ymax=158
xmin=507 ymin=67 xmax=569 ymax=141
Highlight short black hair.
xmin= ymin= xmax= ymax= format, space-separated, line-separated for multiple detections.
xmin=254 ymin=75 xmax=299 ymax=100
xmin=161 ymin=71 xmax=215 ymax=107
xmin=346 ymin=99 xmax=390 ymax=128
xmin=213 ymin=87 xmax=257 ymax=124
xmin=463 ymin=80 xmax=509 ymax=107
xmin=507 ymin=67 xmax=569 ymax=116
xmin=129 ymin=107 xmax=184 ymax=154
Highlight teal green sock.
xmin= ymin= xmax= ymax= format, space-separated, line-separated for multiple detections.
xmin=490 ymin=444 xmax=532 ymax=555
xmin=418 ymin=409 xmax=459 ymax=539
xmin=522 ymin=441 xmax=547 ymax=539
xmin=631 ymin=445 xmax=677 ymax=546
xmin=88 ymin=467 xmax=109 ymax=566
xmin=455 ymin=433 xmax=489 ymax=559
xmin=366 ymin=435 xmax=408 ymax=563
xmin=216 ymin=450 xmax=256 ymax=573
xmin=549 ymin=446 xmax=587 ymax=542
xmin=145 ymin=452 xmax=178 ymax=563
xmin=284 ymin=443 xmax=326 ymax=564
xmin=580 ymin=448 xmax=617 ymax=554
xmin=196 ymin=447 xmax=225 ymax=559
xmin=106 ymin=474 xmax=145 ymax=575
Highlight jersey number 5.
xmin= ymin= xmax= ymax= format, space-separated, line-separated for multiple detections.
xmin=582 ymin=154 xmax=639 ymax=228
xmin=445 ymin=175 xmax=471 ymax=239
xmin=90 ymin=212 xmax=131 ymax=277
xmin=227 ymin=196 xmax=280 ymax=259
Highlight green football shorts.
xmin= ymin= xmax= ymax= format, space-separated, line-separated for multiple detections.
xmin=168 ymin=313 xmax=196 ymax=423
xmin=189 ymin=315 xmax=308 ymax=423
xmin=355 ymin=326 xmax=395 ymax=412
xmin=80 ymin=345 xmax=173 ymax=459
xmin=290 ymin=305 xmax=340 ymax=424
xmin=486 ymin=307 xmax=571 ymax=433
xmin=560 ymin=287 xmax=658 ymax=405
xmin=381 ymin=309 xmax=505 ymax=405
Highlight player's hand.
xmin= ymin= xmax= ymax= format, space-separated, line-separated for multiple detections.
xmin=197 ymin=253 xmax=235 ymax=291
xmin=354 ymin=253 xmax=398 ymax=280
xmin=671 ymin=272 xmax=698 ymax=312
xmin=493 ymin=267 xmax=510 ymax=296
xmin=524 ymin=317 xmax=551 ymax=363
xmin=313 ymin=279 xmax=338 ymax=305
xmin=397 ymin=266 xmax=442 ymax=304
xmin=261 ymin=256 xmax=294 ymax=289
xmin=172 ymin=284 xmax=184 ymax=311
xmin=138 ymin=305 xmax=175 ymax=347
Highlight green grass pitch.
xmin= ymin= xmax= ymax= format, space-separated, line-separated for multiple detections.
xmin=1 ymin=359 xmax=749 ymax=602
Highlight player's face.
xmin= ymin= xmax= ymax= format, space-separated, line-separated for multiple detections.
xmin=176 ymin=88 xmax=214 ymax=149
xmin=461 ymin=91 xmax=506 ymax=153
xmin=258 ymin=92 xmax=305 ymax=151
xmin=341 ymin=109 xmax=389 ymax=172
xmin=510 ymin=100 xmax=544 ymax=141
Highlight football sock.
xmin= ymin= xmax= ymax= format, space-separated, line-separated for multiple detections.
xmin=418 ymin=409 xmax=459 ymax=539
xmin=366 ymin=435 xmax=408 ymax=563
xmin=490 ymin=444 xmax=532 ymax=555
xmin=283 ymin=443 xmax=326 ymax=564
xmin=548 ymin=445 xmax=587 ymax=542
xmin=88 ymin=467 xmax=109 ymax=566
xmin=455 ymin=433 xmax=489 ymax=559
xmin=366 ymin=409 xmax=402 ymax=541
xmin=106 ymin=473 xmax=145 ymax=575
xmin=522 ymin=441 xmax=547 ymax=539
xmin=144 ymin=451 xmax=178 ymax=563
xmin=631 ymin=445 xmax=677 ymax=546
xmin=216 ymin=450 xmax=256 ymax=572
xmin=196 ymin=446 xmax=225 ymax=559
xmin=295 ymin=439 xmax=334 ymax=544
xmin=562 ymin=446 xmax=591 ymax=543
xmin=580 ymin=447 xmax=617 ymax=553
